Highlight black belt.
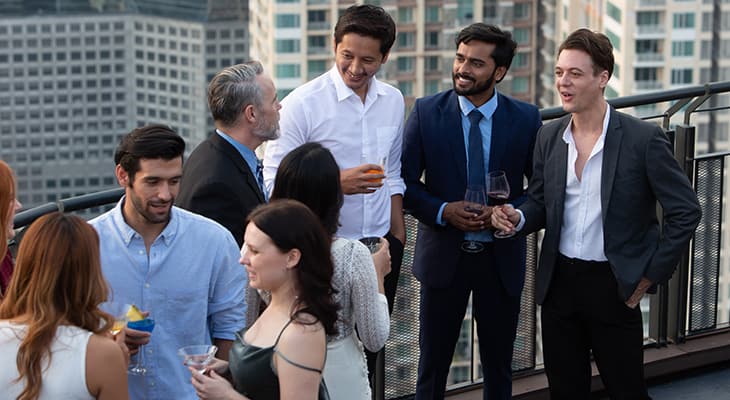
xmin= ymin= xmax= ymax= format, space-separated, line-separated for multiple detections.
xmin=557 ymin=253 xmax=609 ymax=267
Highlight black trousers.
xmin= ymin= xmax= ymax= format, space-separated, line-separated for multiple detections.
xmin=364 ymin=231 xmax=404 ymax=380
xmin=415 ymin=245 xmax=520 ymax=400
xmin=541 ymin=255 xmax=651 ymax=400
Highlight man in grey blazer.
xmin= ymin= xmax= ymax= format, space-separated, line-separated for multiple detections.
xmin=493 ymin=29 xmax=701 ymax=399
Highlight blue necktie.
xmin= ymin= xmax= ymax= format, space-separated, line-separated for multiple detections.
xmin=256 ymin=159 xmax=267 ymax=201
xmin=467 ymin=110 xmax=485 ymax=186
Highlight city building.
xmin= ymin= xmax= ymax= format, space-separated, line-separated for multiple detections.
xmin=0 ymin=0 xmax=250 ymax=212
xmin=265 ymin=0 xmax=557 ymax=110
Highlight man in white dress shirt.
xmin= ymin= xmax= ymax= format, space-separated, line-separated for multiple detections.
xmin=263 ymin=4 xmax=404 ymax=382
xmin=492 ymin=29 xmax=701 ymax=399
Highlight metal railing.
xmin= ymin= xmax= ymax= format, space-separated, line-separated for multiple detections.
xmin=11 ymin=82 xmax=730 ymax=399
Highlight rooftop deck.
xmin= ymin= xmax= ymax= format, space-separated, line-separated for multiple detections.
xmin=12 ymin=82 xmax=730 ymax=399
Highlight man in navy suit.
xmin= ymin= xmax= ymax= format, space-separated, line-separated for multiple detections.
xmin=493 ymin=29 xmax=701 ymax=399
xmin=402 ymin=23 xmax=542 ymax=400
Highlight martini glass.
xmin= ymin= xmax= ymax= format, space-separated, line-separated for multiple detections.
xmin=99 ymin=302 xmax=131 ymax=335
xmin=178 ymin=345 xmax=218 ymax=374
xmin=127 ymin=318 xmax=155 ymax=375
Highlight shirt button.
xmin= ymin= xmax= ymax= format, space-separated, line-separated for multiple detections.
xmin=145 ymin=283 xmax=150 ymax=288
xmin=138 ymin=250 xmax=144 ymax=255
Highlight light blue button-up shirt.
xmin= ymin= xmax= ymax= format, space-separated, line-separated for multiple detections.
xmin=436 ymin=93 xmax=498 ymax=242
xmin=90 ymin=198 xmax=247 ymax=400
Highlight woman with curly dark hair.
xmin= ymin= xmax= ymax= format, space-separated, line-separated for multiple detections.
xmin=0 ymin=212 xmax=128 ymax=400
xmin=191 ymin=200 xmax=338 ymax=400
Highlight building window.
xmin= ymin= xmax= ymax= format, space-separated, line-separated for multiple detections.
xmin=397 ymin=32 xmax=415 ymax=48
xmin=513 ymin=52 xmax=529 ymax=68
xmin=424 ymin=56 xmax=440 ymax=72
xmin=673 ymin=13 xmax=695 ymax=29
xmin=275 ymin=14 xmax=300 ymax=28
xmin=605 ymin=29 xmax=621 ymax=51
xmin=672 ymin=41 xmax=694 ymax=57
xmin=425 ymin=79 xmax=440 ymax=95
xmin=671 ymin=68 xmax=693 ymax=84
xmin=425 ymin=31 xmax=439 ymax=48
xmin=512 ymin=77 xmax=529 ymax=94
xmin=308 ymin=36 xmax=327 ymax=53
xmin=275 ymin=39 xmax=300 ymax=53
xmin=275 ymin=64 xmax=301 ymax=78
xmin=398 ymin=7 xmax=413 ymax=23
xmin=607 ymin=1 xmax=621 ymax=23
xmin=398 ymin=81 xmax=413 ymax=96
xmin=635 ymin=67 xmax=658 ymax=81
xmin=425 ymin=6 xmax=440 ymax=23
xmin=307 ymin=60 xmax=327 ymax=78
xmin=513 ymin=28 xmax=529 ymax=45
xmin=397 ymin=57 xmax=414 ymax=72
xmin=514 ymin=3 xmax=530 ymax=20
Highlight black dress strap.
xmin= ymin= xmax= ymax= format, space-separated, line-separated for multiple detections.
xmin=272 ymin=317 xmax=325 ymax=374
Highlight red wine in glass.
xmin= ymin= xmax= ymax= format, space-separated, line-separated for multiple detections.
xmin=487 ymin=190 xmax=509 ymax=206
xmin=487 ymin=171 xmax=515 ymax=238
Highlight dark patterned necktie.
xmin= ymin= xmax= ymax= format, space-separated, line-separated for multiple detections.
xmin=256 ymin=159 xmax=267 ymax=201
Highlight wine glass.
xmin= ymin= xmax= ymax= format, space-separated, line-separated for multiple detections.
xmin=127 ymin=317 xmax=155 ymax=375
xmin=178 ymin=345 xmax=219 ymax=374
xmin=99 ymin=302 xmax=131 ymax=335
xmin=487 ymin=170 xmax=514 ymax=239
xmin=461 ymin=185 xmax=487 ymax=253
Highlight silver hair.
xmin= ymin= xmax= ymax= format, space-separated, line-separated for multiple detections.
xmin=207 ymin=61 xmax=265 ymax=128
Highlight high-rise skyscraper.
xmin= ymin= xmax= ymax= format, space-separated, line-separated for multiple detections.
xmin=0 ymin=0 xmax=250 ymax=212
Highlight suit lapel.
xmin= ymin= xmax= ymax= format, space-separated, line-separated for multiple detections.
xmin=443 ymin=92 xmax=468 ymax=185
xmin=600 ymin=107 xmax=622 ymax=221
xmin=553 ymin=116 xmax=571 ymax=226
xmin=210 ymin=133 xmax=265 ymax=203
xmin=488 ymin=93 xmax=507 ymax=172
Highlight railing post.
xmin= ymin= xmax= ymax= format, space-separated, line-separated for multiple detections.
xmin=666 ymin=124 xmax=696 ymax=344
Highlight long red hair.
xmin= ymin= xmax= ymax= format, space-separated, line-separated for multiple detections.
xmin=0 ymin=160 xmax=16 ymax=260
xmin=0 ymin=212 xmax=112 ymax=400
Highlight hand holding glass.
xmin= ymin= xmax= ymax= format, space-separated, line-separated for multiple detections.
xmin=461 ymin=185 xmax=487 ymax=253
xmin=179 ymin=345 xmax=218 ymax=374
xmin=487 ymin=171 xmax=514 ymax=238
xmin=365 ymin=156 xmax=387 ymax=184
xmin=127 ymin=317 xmax=155 ymax=375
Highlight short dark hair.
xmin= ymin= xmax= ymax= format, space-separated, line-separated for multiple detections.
xmin=456 ymin=23 xmax=517 ymax=74
xmin=334 ymin=4 xmax=396 ymax=57
xmin=208 ymin=61 xmax=265 ymax=128
xmin=558 ymin=28 xmax=614 ymax=77
xmin=271 ymin=143 xmax=343 ymax=237
xmin=247 ymin=200 xmax=339 ymax=335
xmin=114 ymin=124 xmax=185 ymax=180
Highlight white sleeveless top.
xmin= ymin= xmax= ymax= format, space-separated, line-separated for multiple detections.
xmin=0 ymin=321 xmax=95 ymax=400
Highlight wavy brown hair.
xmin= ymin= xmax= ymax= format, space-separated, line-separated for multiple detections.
xmin=0 ymin=212 xmax=113 ymax=400
xmin=0 ymin=160 xmax=16 ymax=261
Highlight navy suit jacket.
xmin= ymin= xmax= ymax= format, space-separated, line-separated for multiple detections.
xmin=519 ymin=108 xmax=702 ymax=303
xmin=176 ymin=132 xmax=265 ymax=247
xmin=402 ymin=90 xmax=541 ymax=296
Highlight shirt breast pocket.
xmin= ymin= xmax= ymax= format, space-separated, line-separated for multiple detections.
xmin=375 ymin=126 xmax=398 ymax=158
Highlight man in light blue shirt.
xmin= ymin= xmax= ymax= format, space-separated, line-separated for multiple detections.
xmin=90 ymin=125 xmax=247 ymax=399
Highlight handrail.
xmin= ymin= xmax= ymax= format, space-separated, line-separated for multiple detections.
xmin=12 ymin=81 xmax=730 ymax=230
xmin=13 ymin=187 xmax=124 ymax=228
xmin=539 ymin=81 xmax=730 ymax=120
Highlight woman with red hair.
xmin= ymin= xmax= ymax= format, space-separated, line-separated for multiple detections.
xmin=0 ymin=160 xmax=22 ymax=298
